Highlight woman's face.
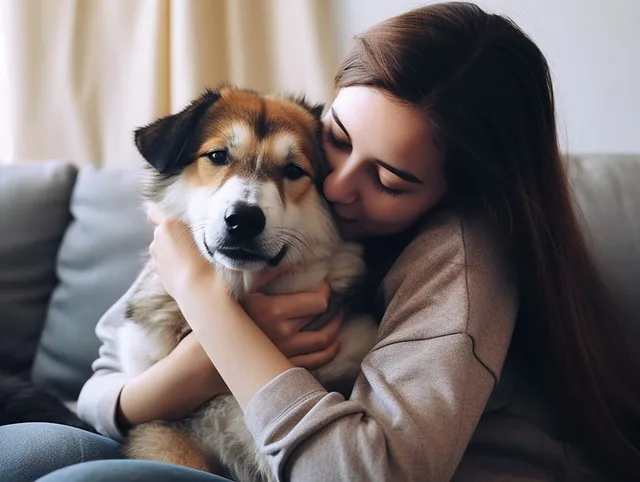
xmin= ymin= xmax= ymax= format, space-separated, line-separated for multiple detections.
xmin=322 ymin=86 xmax=447 ymax=240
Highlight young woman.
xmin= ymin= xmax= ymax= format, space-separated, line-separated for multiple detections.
xmin=2 ymin=2 xmax=638 ymax=481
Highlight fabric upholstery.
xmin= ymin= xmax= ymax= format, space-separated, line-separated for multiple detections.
xmin=0 ymin=161 xmax=77 ymax=374
xmin=568 ymin=154 xmax=640 ymax=342
xmin=31 ymin=166 xmax=153 ymax=400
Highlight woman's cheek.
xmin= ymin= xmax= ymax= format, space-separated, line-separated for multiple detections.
xmin=363 ymin=195 xmax=401 ymax=224
xmin=367 ymin=196 xmax=425 ymax=228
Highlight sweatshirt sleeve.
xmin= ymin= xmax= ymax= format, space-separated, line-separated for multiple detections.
xmin=243 ymin=211 xmax=519 ymax=482
xmin=76 ymin=274 xmax=144 ymax=441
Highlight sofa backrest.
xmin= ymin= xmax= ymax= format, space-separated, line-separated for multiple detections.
xmin=0 ymin=161 xmax=77 ymax=375
xmin=567 ymin=154 xmax=640 ymax=343
xmin=30 ymin=165 xmax=153 ymax=400
xmin=0 ymin=155 xmax=638 ymax=400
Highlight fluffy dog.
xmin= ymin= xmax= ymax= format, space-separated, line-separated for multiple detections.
xmin=119 ymin=86 xmax=378 ymax=481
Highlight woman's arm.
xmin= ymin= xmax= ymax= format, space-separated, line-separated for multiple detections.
xmin=116 ymin=332 xmax=228 ymax=429
xmin=176 ymin=279 xmax=295 ymax=410
xmin=76 ymin=273 xmax=227 ymax=439
xmin=147 ymin=210 xmax=341 ymax=411
xmin=166 ymin=211 xmax=518 ymax=481
xmin=78 ymin=258 xmax=337 ymax=439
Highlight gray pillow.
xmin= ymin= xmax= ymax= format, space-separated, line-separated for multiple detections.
xmin=568 ymin=154 xmax=640 ymax=342
xmin=31 ymin=165 xmax=153 ymax=400
xmin=0 ymin=161 xmax=77 ymax=375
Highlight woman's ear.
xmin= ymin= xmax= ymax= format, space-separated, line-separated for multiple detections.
xmin=134 ymin=89 xmax=220 ymax=174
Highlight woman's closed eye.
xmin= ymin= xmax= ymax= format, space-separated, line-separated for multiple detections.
xmin=374 ymin=169 xmax=409 ymax=197
xmin=375 ymin=179 xmax=407 ymax=197
xmin=324 ymin=125 xmax=410 ymax=197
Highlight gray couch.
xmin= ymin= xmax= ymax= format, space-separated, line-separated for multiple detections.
xmin=0 ymin=155 xmax=638 ymax=409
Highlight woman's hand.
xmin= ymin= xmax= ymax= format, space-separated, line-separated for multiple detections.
xmin=243 ymin=273 xmax=343 ymax=371
xmin=146 ymin=205 xmax=218 ymax=302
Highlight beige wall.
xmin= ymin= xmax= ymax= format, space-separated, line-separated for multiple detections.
xmin=331 ymin=0 xmax=640 ymax=155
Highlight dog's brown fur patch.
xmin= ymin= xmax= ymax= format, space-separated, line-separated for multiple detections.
xmin=182 ymin=88 xmax=319 ymax=208
xmin=124 ymin=421 xmax=212 ymax=472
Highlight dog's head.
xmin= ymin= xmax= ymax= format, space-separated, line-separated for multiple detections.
xmin=134 ymin=86 xmax=339 ymax=272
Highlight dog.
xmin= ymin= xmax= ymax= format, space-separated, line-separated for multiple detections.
xmin=119 ymin=86 xmax=378 ymax=482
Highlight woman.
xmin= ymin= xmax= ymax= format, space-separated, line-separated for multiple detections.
xmin=3 ymin=2 xmax=639 ymax=481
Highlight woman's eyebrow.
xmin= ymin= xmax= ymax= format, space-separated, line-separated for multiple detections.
xmin=331 ymin=108 xmax=351 ymax=141
xmin=332 ymin=106 xmax=423 ymax=185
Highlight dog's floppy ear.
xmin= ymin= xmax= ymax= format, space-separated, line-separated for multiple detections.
xmin=134 ymin=89 xmax=220 ymax=174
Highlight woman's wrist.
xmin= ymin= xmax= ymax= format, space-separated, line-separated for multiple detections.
xmin=176 ymin=271 xmax=235 ymax=331
xmin=116 ymin=334 xmax=228 ymax=429
xmin=174 ymin=267 xmax=230 ymax=312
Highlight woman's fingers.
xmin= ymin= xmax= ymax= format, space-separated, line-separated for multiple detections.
xmin=269 ymin=316 xmax=315 ymax=339
xmin=257 ymin=282 xmax=332 ymax=321
xmin=252 ymin=262 xmax=298 ymax=291
xmin=279 ymin=314 xmax=343 ymax=357
xmin=289 ymin=341 xmax=341 ymax=371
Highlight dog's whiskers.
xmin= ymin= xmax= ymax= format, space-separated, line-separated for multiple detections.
xmin=273 ymin=233 xmax=305 ymax=257
xmin=276 ymin=228 xmax=312 ymax=252
xmin=273 ymin=235 xmax=309 ymax=267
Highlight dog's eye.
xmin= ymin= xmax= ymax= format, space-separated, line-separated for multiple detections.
xmin=282 ymin=163 xmax=306 ymax=181
xmin=206 ymin=150 xmax=229 ymax=166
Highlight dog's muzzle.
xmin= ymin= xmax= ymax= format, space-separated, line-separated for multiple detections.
xmin=204 ymin=202 xmax=288 ymax=267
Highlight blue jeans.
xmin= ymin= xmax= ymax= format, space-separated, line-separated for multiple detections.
xmin=0 ymin=422 xmax=233 ymax=482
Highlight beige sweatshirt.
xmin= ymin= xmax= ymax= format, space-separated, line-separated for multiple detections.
xmin=77 ymin=209 xmax=606 ymax=481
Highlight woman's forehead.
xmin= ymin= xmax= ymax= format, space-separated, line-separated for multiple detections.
xmin=331 ymin=86 xmax=441 ymax=172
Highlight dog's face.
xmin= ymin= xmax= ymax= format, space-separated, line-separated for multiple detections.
xmin=135 ymin=87 xmax=340 ymax=272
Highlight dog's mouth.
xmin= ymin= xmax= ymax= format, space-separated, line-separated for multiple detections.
xmin=204 ymin=239 xmax=288 ymax=268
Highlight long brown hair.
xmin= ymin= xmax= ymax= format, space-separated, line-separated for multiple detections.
xmin=335 ymin=2 xmax=640 ymax=478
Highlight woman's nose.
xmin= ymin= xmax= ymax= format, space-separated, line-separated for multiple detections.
xmin=323 ymin=156 xmax=358 ymax=204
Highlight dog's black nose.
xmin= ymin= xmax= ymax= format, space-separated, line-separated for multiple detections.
xmin=224 ymin=203 xmax=266 ymax=241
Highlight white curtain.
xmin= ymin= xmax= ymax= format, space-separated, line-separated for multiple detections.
xmin=0 ymin=0 xmax=337 ymax=166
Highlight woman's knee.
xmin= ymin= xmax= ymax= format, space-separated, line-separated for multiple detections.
xmin=0 ymin=422 xmax=121 ymax=482
xmin=38 ymin=459 xmax=233 ymax=482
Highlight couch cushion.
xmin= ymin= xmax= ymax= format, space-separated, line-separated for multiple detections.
xmin=0 ymin=161 xmax=77 ymax=375
xmin=568 ymin=154 xmax=640 ymax=343
xmin=31 ymin=166 xmax=153 ymax=400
